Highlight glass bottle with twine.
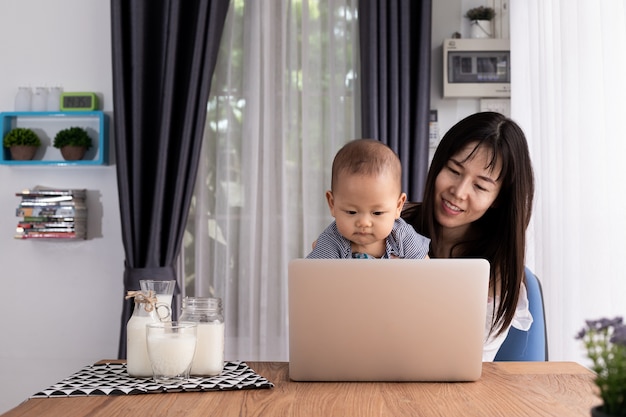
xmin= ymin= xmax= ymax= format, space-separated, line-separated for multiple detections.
xmin=125 ymin=290 xmax=171 ymax=377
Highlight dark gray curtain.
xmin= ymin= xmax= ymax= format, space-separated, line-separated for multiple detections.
xmin=359 ymin=0 xmax=432 ymax=200
xmin=111 ymin=0 xmax=230 ymax=358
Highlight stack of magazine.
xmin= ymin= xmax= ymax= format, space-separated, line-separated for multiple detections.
xmin=15 ymin=187 xmax=87 ymax=239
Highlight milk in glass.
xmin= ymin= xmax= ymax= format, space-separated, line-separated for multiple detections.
xmin=125 ymin=290 xmax=164 ymax=378
xmin=192 ymin=322 xmax=225 ymax=375
xmin=179 ymin=297 xmax=225 ymax=376
xmin=147 ymin=332 xmax=197 ymax=376
xmin=126 ymin=315 xmax=156 ymax=377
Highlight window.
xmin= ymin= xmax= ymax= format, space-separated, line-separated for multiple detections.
xmin=181 ymin=0 xmax=359 ymax=360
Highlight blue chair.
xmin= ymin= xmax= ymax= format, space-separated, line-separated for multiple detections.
xmin=494 ymin=267 xmax=548 ymax=361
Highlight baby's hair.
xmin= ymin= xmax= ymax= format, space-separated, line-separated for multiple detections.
xmin=331 ymin=139 xmax=402 ymax=191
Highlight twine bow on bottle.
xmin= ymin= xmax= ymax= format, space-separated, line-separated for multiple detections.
xmin=125 ymin=290 xmax=157 ymax=311
xmin=125 ymin=290 xmax=171 ymax=321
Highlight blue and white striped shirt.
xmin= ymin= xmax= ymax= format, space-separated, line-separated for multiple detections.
xmin=306 ymin=218 xmax=430 ymax=259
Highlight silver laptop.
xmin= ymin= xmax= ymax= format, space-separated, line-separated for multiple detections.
xmin=288 ymin=258 xmax=489 ymax=382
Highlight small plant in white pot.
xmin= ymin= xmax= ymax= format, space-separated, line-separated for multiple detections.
xmin=465 ymin=6 xmax=495 ymax=38
xmin=53 ymin=126 xmax=93 ymax=161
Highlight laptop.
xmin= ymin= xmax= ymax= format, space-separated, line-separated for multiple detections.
xmin=288 ymin=258 xmax=489 ymax=382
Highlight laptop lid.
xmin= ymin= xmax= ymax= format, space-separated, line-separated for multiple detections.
xmin=288 ymin=258 xmax=489 ymax=382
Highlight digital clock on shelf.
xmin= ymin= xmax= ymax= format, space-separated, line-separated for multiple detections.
xmin=60 ymin=92 xmax=98 ymax=111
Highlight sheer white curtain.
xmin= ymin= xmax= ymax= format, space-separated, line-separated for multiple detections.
xmin=511 ymin=0 xmax=626 ymax=362
xmin=183 ymin=0 xmax=359 ymax=361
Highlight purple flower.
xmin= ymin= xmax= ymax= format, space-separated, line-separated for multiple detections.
xmin=610 ymin=324 xmax=626 ymax=346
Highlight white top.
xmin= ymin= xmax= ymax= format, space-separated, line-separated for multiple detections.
xmin=482 ymin=282 xmax=534 ymax=361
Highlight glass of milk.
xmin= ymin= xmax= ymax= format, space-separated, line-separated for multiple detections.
xmin=146 ymin=321 xmax=197 ymax=384
xmin=140 ymin=280 xmax=176 ymax=320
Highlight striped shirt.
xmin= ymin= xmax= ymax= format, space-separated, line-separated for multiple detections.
xmin=306 ymin=218 xmax=430 ymax=259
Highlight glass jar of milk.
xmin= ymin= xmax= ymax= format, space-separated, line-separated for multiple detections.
xmin=179 ymin=297 xmax=225 ymax=376
xmin=126 ymin=290 xmax=170 ymax=378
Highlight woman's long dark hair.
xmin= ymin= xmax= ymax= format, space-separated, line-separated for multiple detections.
xmin=403 ymin=112 xmax=534 ymax=336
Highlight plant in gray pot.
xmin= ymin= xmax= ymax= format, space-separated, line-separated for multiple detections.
xmin=53 ymin=126 xmax=93 ymax=161
xmin=3 ymin=127 xmax=42 ymax=160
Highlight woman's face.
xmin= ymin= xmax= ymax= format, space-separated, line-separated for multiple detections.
xmin=433 ymin=142 xmax=503 ymax=236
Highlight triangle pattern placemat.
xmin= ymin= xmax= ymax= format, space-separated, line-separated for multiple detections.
xmin=31 ymin=361 xmax=274 ymax=397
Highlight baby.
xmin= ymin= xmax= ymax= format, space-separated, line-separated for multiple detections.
xmin=307 ymin=139 xmax=430 ymax=259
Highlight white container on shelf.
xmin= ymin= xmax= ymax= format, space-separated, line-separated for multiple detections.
xmin=46 ymin=87 xmax=63 ymax=111
xmin=32 ymin=87 xmax=48 ymax=111
xmin=14 ymin=87 xmax=32 ymax=111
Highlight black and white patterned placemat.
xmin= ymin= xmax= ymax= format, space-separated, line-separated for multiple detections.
xmin=31 ymin=361 xmax=274 ymax=398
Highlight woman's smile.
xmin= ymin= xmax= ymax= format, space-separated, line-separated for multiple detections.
xmin=442 ymin=198 xmax=463 ymax=214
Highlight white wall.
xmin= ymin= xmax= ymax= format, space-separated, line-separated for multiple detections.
xmin=0 ymin=1 xmax=123 ymax=413
xmin=430 ymin=0 xmax=506 ymax=147
xmin=0 ymin=0 xmax=499 ymax=413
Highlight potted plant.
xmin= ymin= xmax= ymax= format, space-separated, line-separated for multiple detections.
xmin=465 ymin=6 xmax=495 ymax=38
xmin=53 ymin=126 xmax=92 ymax=161
xmin=576 ymin=317 xmax=626 ymax=416
xmin=3 ymin=127 xmax=41 ymax=160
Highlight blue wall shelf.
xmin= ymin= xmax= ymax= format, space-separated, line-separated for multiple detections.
xmin=0 ymin=111 xmax=108 ymax=166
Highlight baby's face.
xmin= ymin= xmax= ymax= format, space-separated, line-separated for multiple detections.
xmin=326 ymin=172 xmax=405 ymax=254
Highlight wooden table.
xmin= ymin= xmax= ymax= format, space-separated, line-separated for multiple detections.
xmin=2 ymin=361 xmax=600 ymax=417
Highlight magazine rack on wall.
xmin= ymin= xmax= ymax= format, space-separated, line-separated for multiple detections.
xmin=14 ymin=188 xmax=87 ymax=240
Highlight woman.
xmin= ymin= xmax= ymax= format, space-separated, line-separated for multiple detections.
xmin=403 ymin=112 xmax=535 ymax=361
